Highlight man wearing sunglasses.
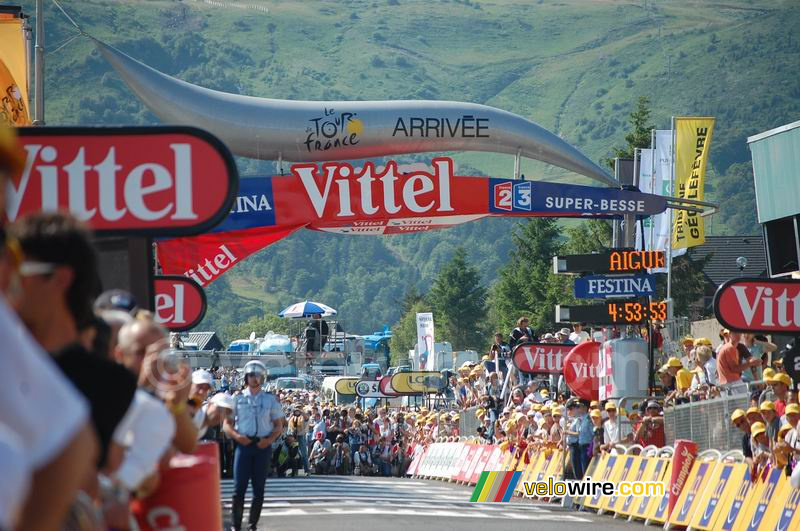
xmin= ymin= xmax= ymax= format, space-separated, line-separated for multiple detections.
xmin=0 ymin=125 xmax=97 ymax=530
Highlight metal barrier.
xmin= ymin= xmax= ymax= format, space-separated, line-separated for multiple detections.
xmin=458 ymin=406 xmax=482 ymax=437
xmin=663 ymin=392 xmax=750 ymax=452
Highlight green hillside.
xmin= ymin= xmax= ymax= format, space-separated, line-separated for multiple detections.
xmin=12 ymin=0 xmax=800 ymax=339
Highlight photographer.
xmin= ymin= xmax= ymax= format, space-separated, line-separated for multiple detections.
xmin=633 ymin=401 xmax=666 ymax=448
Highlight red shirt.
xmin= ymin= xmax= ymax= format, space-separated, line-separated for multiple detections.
xmin=775 ymin=400 xmax=786 ymax=417
xmin=635 ymin=417 xmax=666 ymax=448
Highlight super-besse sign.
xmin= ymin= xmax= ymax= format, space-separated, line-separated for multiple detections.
xmin=714 ymin=277 xmax=800 ymax=333
xmin=8 ymin=126 xmax=238 ymax=236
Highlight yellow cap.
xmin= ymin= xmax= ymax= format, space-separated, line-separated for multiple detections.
xmin=681 ymin=336 xmax=695 ymax=345
xmin=605 ymin=402 xmax=617 ymax=411
xmin=763 ymin=368 xmax=777 ymax=381
xmin=619 ymin=407 xmax=627 ymax=416
xmin=552 ymin=407 xmax=563 ymax=416
xmin=770 ymin=373 xmax=793 ymax=387
xmin=693 ymin=337 xmax=712 ymax=347
xmin=731 ymin=409 xmax=746 ymax=423
xmin=779 ymin=424 xmax=792 ymax=436
xmin=751 ymin=422 xmax=766 ymax=437
xmin=760 ymin=401 xmax=776 ymax=412
xmin=590 ymin=400 xmax=599 ymax=408
xmin=746 ymin=407 xmax=762 ymax=417
xmin=785 ymin=404 xmax=800 ymax=415
xmin=453 ymin=414 xmax=460 ymax=421
xmin=505 ymin=420 xmax=516 ymax=430
xmin=476 ymin=408 xmax=486 ymax=417
xmin=667 ymin=357 xmax=683 ymax=368
xmin=590 ymin=410 xmax=602 ymax=418
xmin=628 ymin=410 xmax=641 ymax=419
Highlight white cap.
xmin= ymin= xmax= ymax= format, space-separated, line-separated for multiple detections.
xmin=210 ymin=392 xmax=235 ymax=410
xmin=192 ymin=370 xmax=214 ymax=386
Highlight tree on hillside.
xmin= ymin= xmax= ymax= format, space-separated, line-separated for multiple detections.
xmin=427 ymin=248 xmax=488 ymax=351
xmin=606 ymin=96 xmax=654 ymax=167
xmin=389 ymin=300 xmax=431 ymax=366
xmin=489 ymin=219 xmax=563 ymax=335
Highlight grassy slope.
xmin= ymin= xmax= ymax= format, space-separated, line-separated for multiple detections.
xmin=15 ymin=0 xmax=800 ymax=334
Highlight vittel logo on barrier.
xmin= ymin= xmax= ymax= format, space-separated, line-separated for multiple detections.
xmin=10 ymin=127 xmax=238 ymax=236
xmin=714 ymin=277 xmax=800 ymax=333
xmin=291 ymin=157 xmax=455 ymax=219
xmin=512 ymin=343 xmax=573 ymax=374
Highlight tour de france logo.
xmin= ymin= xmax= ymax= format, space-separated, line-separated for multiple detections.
xmin=304 ymin=106 xmax=364 ymax=153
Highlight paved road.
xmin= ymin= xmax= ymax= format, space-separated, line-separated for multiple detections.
xmin=220 ymin=475 xmax=639 ymax=530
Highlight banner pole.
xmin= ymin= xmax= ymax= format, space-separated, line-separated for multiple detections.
xmin=33 ymin=0 xmax=44 ymax=125
xmin=666 ymin=117 xmax=675 ymax=319
xmin=649 ymin=129 xmax=656 ymax=252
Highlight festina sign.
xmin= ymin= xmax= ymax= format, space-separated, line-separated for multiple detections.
xmin=713 ymin=277 xmax=800 ymax=333
xmin=512 ymin=342 xmax=574 ymax=374
xmin=574 ymin=273 xmax=656 ymax=299
xmin=9 ymin=127 xmax=238 ymax=236
xmin=153 ymin=275 xmax=207 ymax=331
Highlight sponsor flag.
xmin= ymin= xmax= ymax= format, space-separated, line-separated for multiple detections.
xmin=470 ymin=471 xmax=522 ymax=502
xmin=636 ymin=134 xmax=685 ymax=271
xmin=415 ymin=312 xmax=435 ymax=371
xmin=0 ymin=16 xmax=30 ymax=125
xmin=672 ymin=117 xmax=714 ymax=249
xmin=155 ymin=224 xmax=305 ymax=287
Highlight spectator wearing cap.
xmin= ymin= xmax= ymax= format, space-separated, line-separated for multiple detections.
xmin=589 ymin=409 xmax=604 ymax=457
xmin=565 ymin=400 xmax=591 ymax=478
xmin=760 ymin=401 xmax=781 ymax=441
xmin=601 ymin=402 xmax=629 ymax=451
xmin=717 ymin=331 xmax=761 ymax=393
xmin=634 ymin=401 xmax=665 ymax=448
xmin=750 ymin=422 xmax=771 ymax=474
xmin=731 ymin=409 xmax=754 ymax=469
xmin=745 ymin=406 xmax=763 ymax=426
xmin=784 ymin=404 xmax=800 ymax=452
xmin=770 ymin=373 xmax=792 ymax=417
xmin=94 ymin=289 xmax=139 ymax=315
xmin=557 ymin=328 xmax=575 ymax=345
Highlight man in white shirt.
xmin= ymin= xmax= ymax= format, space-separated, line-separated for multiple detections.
xmin=601 ymin=402 xmax=630 ymax=451
xmin=569 ymin=323 xmax=590 ymax=344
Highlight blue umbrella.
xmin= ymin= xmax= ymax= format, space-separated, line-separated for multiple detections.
xmin=278 ymin=300 xmax=337 ymax=318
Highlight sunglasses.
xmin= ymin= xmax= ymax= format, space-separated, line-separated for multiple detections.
xmin=18 ymin=261 xmax=58 ymax=277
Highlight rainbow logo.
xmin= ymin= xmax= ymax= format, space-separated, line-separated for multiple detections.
xmin=470 ymin=471 xmax=522 ymax=502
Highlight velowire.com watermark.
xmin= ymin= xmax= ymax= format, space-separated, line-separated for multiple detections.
xmin=523 ymin=476 xmax=665 ymax=498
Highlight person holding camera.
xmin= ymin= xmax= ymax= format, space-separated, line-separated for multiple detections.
xmin=223 ymin=360 xmax=285 ymax=531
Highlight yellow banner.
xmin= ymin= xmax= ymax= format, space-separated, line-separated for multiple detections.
xmin=672 ymin=117 xmax=714 ymax=249
xmin=0 ymin=18 xmax=30 ymax=125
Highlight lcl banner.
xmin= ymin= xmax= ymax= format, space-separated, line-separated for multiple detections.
xmin=8 ymin=127 xmax=238 ymax=236
xmin=713 ymin=277 xmax=800 ymax=333
xmin=512 ymin=342 xmax=575 ymax=374
xmin=157 ymin=157 xmax=669 ymax=285
xmin=153 ymin=275 xmax=207 ymax=331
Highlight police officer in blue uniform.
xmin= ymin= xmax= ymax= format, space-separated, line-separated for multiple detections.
xmin=223 ymin=360 xmax=285 ymax=530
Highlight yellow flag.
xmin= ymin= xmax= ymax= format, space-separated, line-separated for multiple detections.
xmin=672 ymin=117 xmax=714 ymax=249
xmin=0 ymin=17 xmax=30 ymax=125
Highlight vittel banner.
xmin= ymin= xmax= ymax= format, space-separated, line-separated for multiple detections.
xmin=713 ymin=277 xmax=800 ymax=333
xmin=10 ymin=126 xmax=238 ymax=236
